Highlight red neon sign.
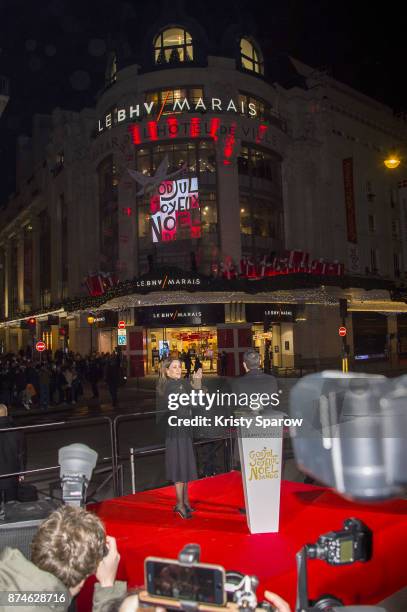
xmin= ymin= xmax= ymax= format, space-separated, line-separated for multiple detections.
xmin=190 ymin=117 xmax=201 ymax=138
xmin=166 ymin=116 xmax=178 ymax=138
xmin=256 ymin=124 xmax=268 ymax=144
xmin=147 ymin=121 xmax=158 ymax=141
xmin=209 ymin=117 xmax=221 ymax=141
xmin=129 ymin=124 xmax=141 ymax=144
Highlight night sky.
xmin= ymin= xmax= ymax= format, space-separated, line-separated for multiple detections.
xmin=0 ymin=0 xmax=406 ymax=201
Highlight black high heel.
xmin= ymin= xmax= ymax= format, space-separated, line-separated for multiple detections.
xmin=184 ymin=505 xmax=196 ymax=513
xmin=173 ymin=505 xmax=192 ymax=519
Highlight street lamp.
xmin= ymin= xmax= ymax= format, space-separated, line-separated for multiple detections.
xmin=384 ymin=155 xmax=401 ymax=169
xmin=87 ymin=316 xmax=95 ymax=355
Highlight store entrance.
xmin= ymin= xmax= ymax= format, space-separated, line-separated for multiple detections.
xmin=146 ymin=327 xmax=218 ymax=374
xmin=252 ymin=324 xmax=273 ymax=370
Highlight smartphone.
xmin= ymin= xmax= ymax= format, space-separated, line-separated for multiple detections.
xmin=145 ymin=557 xmax=226 ymax=606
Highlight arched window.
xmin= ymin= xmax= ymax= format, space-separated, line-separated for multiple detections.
xmin=109 ymin=54 xmax=117 ymax=83
xmin=240 ymin=37 xmax=263 ymax=75
xmin=154 ymin=27 xmax=193 ymax=64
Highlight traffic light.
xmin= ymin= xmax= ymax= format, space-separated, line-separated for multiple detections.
xmin=21 ymin=317 xmax=36 ymax=331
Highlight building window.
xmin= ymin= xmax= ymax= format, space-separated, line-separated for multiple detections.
xmin=154 ymin=28 xmax=193 ymax=64
xmin=368 ymin=214 xmax=375 ymax=233
xmin=109 ymin=53 xmax=117 ymax=85
xmin=370 ymin=248 xmax=378 ymax=273
xmin=352 ymin=312 xmax=387 ymax=358
xmin=0 ymin=247 xmax=5 ymax=320
xmin=238 ymin=145 xmax=275 ymax=181
xmin=135 ymin=140 xmax=217 ymax=273
xmin=394 ymin=252 xmax=401 ymax=278
xmin=9 ymin=237 xmax=19 ymax=317
xmin=60 ymin=195 xmax=68 ymax=299
xmin=391 ymin=219 xmax=400 ymax=238
xmin=23 ymin=224 xmax=33 ymax=309
xmin=98 ymin=156 xmax=119 ymax=274
xmin=39 ymin=210 xmax=51 ymax=308
xmin=145 ymin=87 xmax=203 ymax=116
xmin=238 ymin=92 xmax=280 ymax=126
xmin=240 ymin=37 xmax=263 ymax=75
xmin=238 ymin=145 xmax=283 ymax=256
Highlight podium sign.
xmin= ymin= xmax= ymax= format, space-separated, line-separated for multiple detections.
xmin=238 ymin=416 xmax=283 ymax=534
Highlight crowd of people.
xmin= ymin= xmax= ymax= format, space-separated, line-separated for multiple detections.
xmin=0 ymin=349 xmax=125 ymax=411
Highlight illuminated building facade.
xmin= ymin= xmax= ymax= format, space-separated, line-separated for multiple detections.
xmin=1 ymin=8 xmax=407 ymax=374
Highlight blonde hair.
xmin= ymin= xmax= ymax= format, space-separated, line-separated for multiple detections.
xmin=156 ymin=357 xmax=181 ymax=396
xmin=0 ymin=404 xmax=7 ymax=417
xmin=31 ymin=505 xmax=106 ymax=588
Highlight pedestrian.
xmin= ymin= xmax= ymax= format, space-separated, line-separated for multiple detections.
xmin=71 ymin=364 xmax=81 ymax=404
xmin=56 ymin=365 xmax=67 ymax=404
xmin=38 ymin=364 xmax=51 ymax=410
xmin=88 ymin=358 xmax=101 ymax=399
xmin=0 ymin=404 xmax=25 ymax=502
xmin=63 ymin=365 xmax=73 ymax=404
xmin=220 ymin=350 xmax=228 ymax=376
xmin=194 ymin=355 xmax=202 ymax=373
xmin=184 ymin=350 xmax=192 ymax=379
xmin=105 ymin=357 xmax=121 ymax=408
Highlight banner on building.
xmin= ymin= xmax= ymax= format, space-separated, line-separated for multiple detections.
xmin=150 ymin=176 xmax=201 ymax=242
xmin=343 ymin=158 xmax=357 ymax=243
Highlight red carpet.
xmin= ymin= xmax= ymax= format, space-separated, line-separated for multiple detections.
xmin=79 ymin=472 xmax=407 ymax=610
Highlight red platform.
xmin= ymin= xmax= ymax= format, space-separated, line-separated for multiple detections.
xmin=80 ymin=472 xmax=407 ymax=610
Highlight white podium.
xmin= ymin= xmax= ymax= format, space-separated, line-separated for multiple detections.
xmin=238 ymin=413 xmax=283 ymax=534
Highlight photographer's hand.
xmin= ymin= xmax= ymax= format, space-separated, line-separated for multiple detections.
xmin=96 ymin=535 xmax=120 ymax=588
xmin=264 ymin=590 xmax=291 ymax=612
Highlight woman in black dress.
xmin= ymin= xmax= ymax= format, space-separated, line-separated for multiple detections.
xmin=157 ymin=357 xmax=202 ymax=519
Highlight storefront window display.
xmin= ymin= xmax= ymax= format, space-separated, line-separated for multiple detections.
xmin=252 ymin=324 xmax=272 ymax=367
xmin=146 ymin=327 xmax=218 ymax=373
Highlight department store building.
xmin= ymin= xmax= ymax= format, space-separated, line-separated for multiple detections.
xmin=1 ymin=7 xmax=407 ymax=376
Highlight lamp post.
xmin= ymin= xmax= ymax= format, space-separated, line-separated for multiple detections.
xmin=87 ymin=316 xmax=95 ymax=356
xmin=384 ymin=154 xmax=401 ymax=170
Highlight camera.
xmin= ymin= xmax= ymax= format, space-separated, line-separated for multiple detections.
xmin=307 ymin=518 xmax=372 ymax=566
xmin=296 ymin=518 xmax=376 ymax=612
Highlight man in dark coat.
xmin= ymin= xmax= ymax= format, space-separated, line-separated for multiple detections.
xmin=230 ymin=349 xmax=281 ymax=474
xmin=0 ymin=404 xmax=25 ymax=501
xmin=232 ymin=349 xmax=279 ymax=402
xmin=105 ymin=357 xmax=122 ymax=408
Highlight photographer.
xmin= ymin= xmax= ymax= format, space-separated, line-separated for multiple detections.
xmin=0 ymin=505 xmax=126 ymax=611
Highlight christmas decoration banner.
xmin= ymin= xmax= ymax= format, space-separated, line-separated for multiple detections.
xmin=150 ymin=176 xmax=201 ymax=242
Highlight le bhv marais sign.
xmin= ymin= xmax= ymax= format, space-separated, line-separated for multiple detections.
xmin=97 ymin=96 xmax=267 ymax=133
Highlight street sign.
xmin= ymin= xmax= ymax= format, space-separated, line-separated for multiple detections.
xmin=338 ymin=326 xmax=347 ymax=337
xmin=117 ymin=329 xmax=127 ymax=346
xmin=36 ymin=341 xmax=46 ymax=352
xmin=118 ymin=320 xmax=126 ymax=329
